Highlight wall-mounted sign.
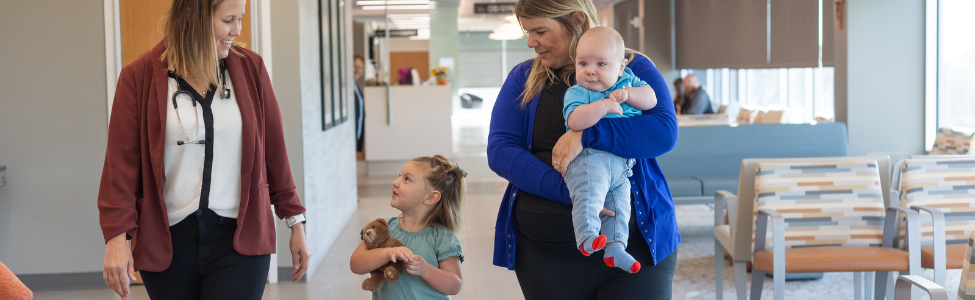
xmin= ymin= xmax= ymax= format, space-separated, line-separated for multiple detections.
xmin=474 ymin=3 xmax=515 ymax=14
xmin=374 ymin=29 xmax=419 ymax=38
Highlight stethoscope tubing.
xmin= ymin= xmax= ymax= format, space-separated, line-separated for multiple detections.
xmin=169 ymin=64 xmax=231 ymax=146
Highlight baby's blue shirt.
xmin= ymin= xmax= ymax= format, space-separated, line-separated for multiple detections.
xmin=563 ymin=67 xmax=648 ymax=130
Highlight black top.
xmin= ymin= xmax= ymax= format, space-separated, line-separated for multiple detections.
xmin=514 ymin=68 xmax=574 ymax=216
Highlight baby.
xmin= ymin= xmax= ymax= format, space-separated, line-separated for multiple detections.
xmin=562 ymin=26 xmax=657 ymax=273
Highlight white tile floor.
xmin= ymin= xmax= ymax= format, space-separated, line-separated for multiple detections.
xmin=33 ymin=106 xmax=959 ymax=299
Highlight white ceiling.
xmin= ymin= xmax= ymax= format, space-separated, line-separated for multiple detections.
xmin=352 ymin=0 xmax=629 ymax=33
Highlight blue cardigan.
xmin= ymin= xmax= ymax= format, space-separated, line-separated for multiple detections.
xmin=487 ymin=54 xmax=681 ymax=269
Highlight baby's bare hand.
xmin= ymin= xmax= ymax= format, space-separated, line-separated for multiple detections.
xmin=610 ymin=89 xmax=629 ymax=103
xmin=602 ymin=99 xmax=624 ymax=116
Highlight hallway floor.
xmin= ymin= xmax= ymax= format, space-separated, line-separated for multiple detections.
xmin=33 ymin=106 xmax=960 ymax=299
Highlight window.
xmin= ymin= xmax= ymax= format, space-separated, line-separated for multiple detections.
xmin=320 ymin=0 xmax=350 ymax=130
xmin=681 ymin=67 xmax=834 ymax=123
xmin=937 ymin=0 xmax=975 ymax=129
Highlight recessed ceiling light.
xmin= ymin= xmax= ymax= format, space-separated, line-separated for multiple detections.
xmin=362 ymin=4 xmax=433 ymax=10
xmin=356 ymin=0 xmax=430 ymax=5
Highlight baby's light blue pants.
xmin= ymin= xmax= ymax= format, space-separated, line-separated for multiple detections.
xmin=565 ymin=148 xmax=635 ymax=249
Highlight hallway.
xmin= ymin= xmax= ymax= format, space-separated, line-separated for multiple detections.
xmin=32 ymin=110 xmax=962 ymax=299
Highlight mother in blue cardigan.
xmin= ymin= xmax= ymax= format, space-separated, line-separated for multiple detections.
xmin=486 ymin=0 xmax=680 ymax=298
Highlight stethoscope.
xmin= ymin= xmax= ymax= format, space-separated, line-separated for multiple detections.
xmin=169 ymin=63 xmax=231 ymax=145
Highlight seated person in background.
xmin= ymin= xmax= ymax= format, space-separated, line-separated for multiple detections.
xmin=562 ymin=26 xmax=657 ymax=273
xmin=680 ymin=74 xmax=714 ymax=114
xmin=672 ymin=78 xmax=685 ymax=114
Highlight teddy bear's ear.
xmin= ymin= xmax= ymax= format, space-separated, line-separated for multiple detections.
xmin=376 ymin=217 xmax=388 ymax=227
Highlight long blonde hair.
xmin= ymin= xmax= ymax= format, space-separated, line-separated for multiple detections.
xmin=410 ymin=155 xmax=466 ymax=235
xmin=161 ymin=0 xmax=239 ymax=86
xmin=514 ymin=0 xmax=643 ymax=108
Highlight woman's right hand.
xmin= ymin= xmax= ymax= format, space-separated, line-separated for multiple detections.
xmin=103 ymin=233 xmax=136 ymax=300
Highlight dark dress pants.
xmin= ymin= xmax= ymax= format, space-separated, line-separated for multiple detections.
xmin=140 ymin=209 xmax=270 ymax=300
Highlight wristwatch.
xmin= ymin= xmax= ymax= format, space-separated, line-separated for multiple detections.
xmin=286 ymin=214 xmax=306 ymax=228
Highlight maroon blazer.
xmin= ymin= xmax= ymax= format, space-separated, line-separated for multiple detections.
xmin=97 ymin=41 xmax=305 ymax=272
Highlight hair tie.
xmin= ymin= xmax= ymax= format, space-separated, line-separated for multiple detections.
xmin=454 ymin=162 xmax=468 ymax=178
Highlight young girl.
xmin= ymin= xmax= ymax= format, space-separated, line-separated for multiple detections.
xmin=351 ymin=155 xmax=466 ymax=299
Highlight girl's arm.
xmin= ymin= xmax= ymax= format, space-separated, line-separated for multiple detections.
xmin=582 ymin=56 xmax=678 ymax=159
xmin=487 ymin=62 xmax=572 ymax=205
xmin=614 ymin=85 xmax=657 ymax=111
xmin=407 ymin=256 xmax=463 ymax=295
xmin=349 ymin=241 xmax=414 ymax=275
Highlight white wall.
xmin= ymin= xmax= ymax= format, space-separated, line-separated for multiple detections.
xmin=0 ymin=0 xmax=109 ymax=275
xmin=274 ymin=0 xmax=359 ymax=279
xmin=846 ymin=0 xmax=926 ymax=155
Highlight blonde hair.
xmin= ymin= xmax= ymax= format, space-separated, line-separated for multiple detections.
xmin=161 ymin=0 xmax=243 ymax=86
xmin=410 ymin=155 xmax=466 ymax=235
xmin=515 ymin=0 xmax=643 ymax=108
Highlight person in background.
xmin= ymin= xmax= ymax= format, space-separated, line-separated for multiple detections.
xmin=672 ymin=78 xmax=685 ymax=114
xmin=354 ymin=54 xmax=366 ymax=153
xmin=680 ymin=74 xmax=714 ymax=114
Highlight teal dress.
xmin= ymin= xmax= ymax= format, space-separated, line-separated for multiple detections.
xmin=373 ymin=216 xmax=464 ymax=300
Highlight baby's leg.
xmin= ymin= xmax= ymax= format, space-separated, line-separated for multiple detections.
xmin=602 ymin=158 xmax=640 ymax=273
xmin=567 ymin=149 xmax=610 ymax=256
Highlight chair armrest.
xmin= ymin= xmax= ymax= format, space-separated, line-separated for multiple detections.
xmin=911 ymin=204 xmax=947 ymax=285
xmin=714 ymin=190 xmax=736 ymax=229
xmin=755 ymin=208 xmax=785 ymax=253
xmin=895 ymin=275 xmax=948 ymax=300
xmin=886 ymin=205 xmax=922 ymax=275
xmin=910 ymin=205 xmax=946 ymax=246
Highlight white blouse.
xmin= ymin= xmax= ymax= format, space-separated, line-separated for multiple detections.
xmin=163 ymin=70 xmax=243 ymax=226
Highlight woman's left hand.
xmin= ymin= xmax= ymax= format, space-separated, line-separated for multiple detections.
xmin=289 ymin=223 xmax=311 ymax=282
xmin=552 ymin=130 xmax=584 ymax=176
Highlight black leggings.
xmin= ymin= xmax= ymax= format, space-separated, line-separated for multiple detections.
xmin=514 ymin=202 xmax=677 ymax=300
xmin=140 ymin=210 xmax=270 ymax=300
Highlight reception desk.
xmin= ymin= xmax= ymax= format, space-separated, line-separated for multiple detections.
xmin=363 ymin=85 xmax=454 ymax=163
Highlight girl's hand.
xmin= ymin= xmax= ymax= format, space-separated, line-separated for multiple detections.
xmin=385 ymin=247 xmax=414 ymax=263
xmin=289 ymin=223 xmax=311 ymax=282
xmin=103 ymin=233 xmax=135 ymax=300
xmin=406 ymin=255 xmax=429 ymax=276
xmin=552 ymin=130 xmax=584 ymax=176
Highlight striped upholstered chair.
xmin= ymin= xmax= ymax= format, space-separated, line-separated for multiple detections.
xmin=897 ymin=158 xmax=975 ymax=287
xmin=931 ymin=127 xmax=975 ymax=155
xmin=714 ymin=155 xmax=895 ymax=300
xmin=749 ymin=159 xmax=921 ymax=300
xmin=957 ymin=230 xmax=975 ymax=299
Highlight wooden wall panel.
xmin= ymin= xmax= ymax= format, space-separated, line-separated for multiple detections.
xmin=389 ymin=52 xmax=429 ymax=84
xmin=120 ymin=0 xmax=251 ymax=67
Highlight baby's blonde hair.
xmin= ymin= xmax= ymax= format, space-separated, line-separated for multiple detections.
xmin=578 ymin=26 xmax=626 ymax=61
xmin=409 ymin=155 xmax=465 ymax=235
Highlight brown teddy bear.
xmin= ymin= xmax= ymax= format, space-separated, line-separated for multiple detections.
xmin=360 ymin=218 xmax=406 ymax=291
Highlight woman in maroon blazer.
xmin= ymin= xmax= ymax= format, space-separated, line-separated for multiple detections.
xmin=98 ymin=0 xmax=310 ymax=299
